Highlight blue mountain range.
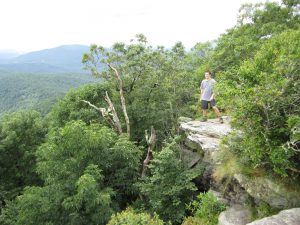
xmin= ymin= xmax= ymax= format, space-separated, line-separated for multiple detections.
xmin=0 ymin=45 xmax=90 ymax=73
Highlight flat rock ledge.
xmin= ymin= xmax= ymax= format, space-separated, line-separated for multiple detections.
xmin=179 ymin=116 xmax=232 ymax=164
xmin=179 ymin=116 xmax=232 ymax=138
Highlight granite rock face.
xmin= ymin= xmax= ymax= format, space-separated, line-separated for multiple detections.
xmin=234 ymin=173 xmax=300 ymax=209
xmin=218 ymin=204 xmax=252 ymax=225
xmin=179 ymin=117 xmax=300 ymax=224
xmin=179 ymin=116 xmax=231 ymax=164
xmin=178 ymin=116 xmax=193 ymax=123
xmin=246 ymin=208 xmax=300 ymax=225
xmin=179 ymin=117 xmax=231 ymax=138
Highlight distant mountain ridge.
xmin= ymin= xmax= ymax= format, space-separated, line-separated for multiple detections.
xmin=0 ymin=50 xmax=20 ymax=60
xmin=0 ymin=45 xmax=101 ymax=116
xmin=0 ymin=72 xmax=97 ymax=117
xmin=0 ymin=45 xmax=90 ymax=73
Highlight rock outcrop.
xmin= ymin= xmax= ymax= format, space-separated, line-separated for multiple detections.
xmin=179 ymin=116 xmax=232 ymax=192
xmin=179 ymin=116 xmax=231 ymax=164
xmin=179 ymin=117 xmax=300 ymax=225
xmin=234 ymin=173 xmax=300 ymax=208
xmin=218 ymin=204 xmax=252 ymax=225
xmin=246 ymin=208 xmax=300 ymax=225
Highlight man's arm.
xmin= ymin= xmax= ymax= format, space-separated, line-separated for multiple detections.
xmin=209 ymin=79 xmax=216 ymax=100
xmin=200 ymin=81 xmax=204 ymax=98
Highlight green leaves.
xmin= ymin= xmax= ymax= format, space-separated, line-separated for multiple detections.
xmin=2 ymin=2 xmax=299 ymax=224
xmin=0 ymin=111 xmax=47 ymax=206
xmin=82 ymin=36 xmax=198 ymax=146
xmin=62 ymin=165 xmax=114 ymax=225
xmin=138 ymin=139 xmax=202 ymax=223
xmin=4 ymin=121 xmax=142 ymax=225
xmin=107 ymin=207 xmax=164 ymax=225
xmin=209 ymin=1 xmax=299 ymax=75
xmin=185 ymin=192 xmax=226 ymax=225
xmin=218 ymin=28 xmax=300 ymax=177
xmin=199 ymin=1 xmax=300 ymax=179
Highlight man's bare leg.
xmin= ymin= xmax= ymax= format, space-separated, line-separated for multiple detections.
xmin=212 ymin=106 xmax=223 ymax=123
xmin=212 ymin=106 xmax=221 ymax=117
xmin=201 ymin=109 xmax=208 ymax=121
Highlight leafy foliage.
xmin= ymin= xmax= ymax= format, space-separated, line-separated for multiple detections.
xmin=138 ymin=139 xmax=202 ymax=224
xmin=0 ymin=111 xmax=47 ymax=208
xmin=1 ymin=121 xmax=142 ymax=225
xmin=82 ymin=36 xmax=198 ymax=145
xmin=222 ymin=28 xmax=300 ymax=177
xmin=183 ymin=192 xmax=225 ymax=225
xmin=207 ymin=1 xmax=299 ymax=74
xmin=49 ymin=83 xmax=111 ymax=128
xmin=0 ymin=72 xmax=96 ymax=117
xmin=107 ymin=207 xmax=164 ymax=225
xmin=247 ymin=200 xmax=280 ymax=221
xmin=204 ymin=1 xmax=300 ymax=178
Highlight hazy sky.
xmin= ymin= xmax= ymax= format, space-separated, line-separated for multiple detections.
xmin=0 ymin=0 xmax=275 ymax=52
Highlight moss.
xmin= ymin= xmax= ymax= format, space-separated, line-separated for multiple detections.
xmin=185 ymin=138 xmax=204 ymax=153
xmin=246 ymin=199 xmax=280 ymax=221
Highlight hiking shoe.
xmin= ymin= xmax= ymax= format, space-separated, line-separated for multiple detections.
xmin=219 ymin=117 xmax=224 ymax=124
xmin=200 ymin=117 xmax=208 ymax=122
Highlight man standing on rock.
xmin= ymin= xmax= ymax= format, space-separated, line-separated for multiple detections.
xmin=200 ymin=71 xmax=223 ymax=123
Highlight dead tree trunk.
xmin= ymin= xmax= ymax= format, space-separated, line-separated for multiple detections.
xmin=142 ymin=126 xmax=156 ymax=178
xmin=81 ymin=97 xmax=122 ymax=134
xmin=103 ymin=91 xmax=123 ymax=134
xmin=107 ymin=63 xmax=130 ymax=137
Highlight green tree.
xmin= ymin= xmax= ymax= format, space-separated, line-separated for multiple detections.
xmin=208 ymin=1 xmax=299 ymax=74
xmin=202 ymin=1 xmax=300 ymax=110
xmin=196 ymin=1 xmax=300 ymax=178
xmin=49 ymin=83 xmax=112 ymax=128
xmin=82 ymin=36 xmax=198 ymax=145
xmin=0 ymin=111 xmax=47 ymax=208
xmin=224 ymin=28 xmax=300 ymax=177
xmin=1 ymin=121 xmax=142 ymax=225
xmin=138 ymin=139 xmax=202 ymax=224
xmin=183 ymin=192 xmax=225 ymax=225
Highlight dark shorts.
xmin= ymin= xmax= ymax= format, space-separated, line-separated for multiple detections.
xmin=201 ymin=99 xmax=216 ymax=109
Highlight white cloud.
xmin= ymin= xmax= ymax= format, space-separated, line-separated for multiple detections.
xmin=0 ymin=0 xmax=276 ymax=52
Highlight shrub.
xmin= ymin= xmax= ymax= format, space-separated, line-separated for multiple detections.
xmin=107 ymin=207 xmax=164 ymax=225
xmin=138 ymin=139 xmax=202 ymax=224
xmin=185 ymin=192 xmax=226 ymax=225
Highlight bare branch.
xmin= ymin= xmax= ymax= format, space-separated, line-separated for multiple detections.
xmin=81 ymin=99 xmax=122 ymax=134
xmin=142 ymin=126 xmax=156 ymax=178
xmin=287 ymin=141 xmax=300 ymax=152
xmin=288 ymin=167 xmax=300 ymax=174
xmin=81 ymin=100 xmax=106 ymax=114
xmin=104 ymin=91 xmax=123 ymax=134
xmin=107 ymin=63 xmax=131 ymax=137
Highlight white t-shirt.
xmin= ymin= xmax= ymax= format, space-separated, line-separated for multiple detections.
xmin=200 ymin=79 xmax=216 ymax=101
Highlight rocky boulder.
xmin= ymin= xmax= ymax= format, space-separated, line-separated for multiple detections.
xmin=179 ymin=117 xmax=231 ymax=138
xmin=179 ymin=117 xmax=300 ymax=225
xmin=234 ymin=173 xmax=300 ymax=209
xmin=218 ymin=204 xmax=252 ymax=225
xmin=179 ymin=116 xmax=231 ymax=164
xmin=247 ymin=208 xmax=300 ymax=225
